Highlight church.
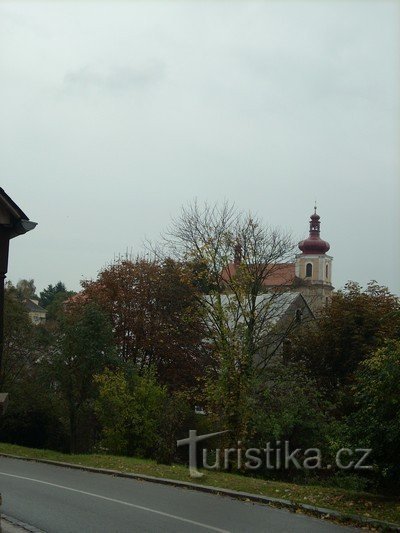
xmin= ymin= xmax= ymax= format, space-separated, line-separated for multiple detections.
xmin=224 ymin=207 xmax=333 ymax=316
xmin=216 ymin=207 xmax=334 ymax=362
xmin=293 ymin=207 xmax=334 ymax=312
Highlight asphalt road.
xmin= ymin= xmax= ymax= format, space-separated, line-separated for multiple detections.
xmin=0 ymin=457 xmax=356 ymax=533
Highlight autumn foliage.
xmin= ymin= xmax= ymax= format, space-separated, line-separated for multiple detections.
xmin=287 ymin=281 xmax=400 ymax=390
xmin=81 ymin=258 xmax=207 ymax=389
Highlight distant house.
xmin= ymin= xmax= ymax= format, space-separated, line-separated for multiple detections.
xmin=24 ymin=299 xmax=47 ymax=325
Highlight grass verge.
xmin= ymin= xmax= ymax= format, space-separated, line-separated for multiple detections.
xmin=0 ymin=442 xmax=398 ymax=526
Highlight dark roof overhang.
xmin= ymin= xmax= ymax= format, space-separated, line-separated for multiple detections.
xmin=0 ymin=188 xmax=37 ymax=239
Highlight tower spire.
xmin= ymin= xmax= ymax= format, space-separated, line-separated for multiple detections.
xmin=298 ymin=207 xmax=330 ymax=254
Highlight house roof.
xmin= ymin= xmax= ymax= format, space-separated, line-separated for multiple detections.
xmin=24 ymin=299 xmax=46 ymax=314
xmin=205 ymin=291 xmax=314 ymax=331
xmin=66 ymin=292 xmax=90 ymax=305
xmin=221 ymin=262 xmax=296 ymax=287
xmin=0 ymin=188 xmax=37 ymax=238
xmin=0 ymin=188 xmax=29 ymax=220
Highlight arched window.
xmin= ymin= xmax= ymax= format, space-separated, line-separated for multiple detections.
xmin=326 ymin=264 xmax=329 ymax=278
xmin=306 ymin=263 xmax=313 ymax=277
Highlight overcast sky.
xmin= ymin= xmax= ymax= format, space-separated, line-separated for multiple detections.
xmin=1 ymin=1 xmax=399 ymax=295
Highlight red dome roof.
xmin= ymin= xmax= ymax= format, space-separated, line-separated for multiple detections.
xmin=298 ymin=209 xmax=330 ymax=255
xmin=298 ymin=235 xmax=330 ymax=254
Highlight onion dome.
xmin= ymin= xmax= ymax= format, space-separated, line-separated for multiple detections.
xmin=298 ymin=206 xmax=330 ymax=255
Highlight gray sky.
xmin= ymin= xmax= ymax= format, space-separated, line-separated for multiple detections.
xmin=1 ymin=1 xmax=399 ymax=295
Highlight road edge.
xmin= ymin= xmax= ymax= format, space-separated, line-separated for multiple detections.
xmin=0 ymin=452 xmax=398 ymax=531
xmin=1 ymin=513 xmax=45 ymax=533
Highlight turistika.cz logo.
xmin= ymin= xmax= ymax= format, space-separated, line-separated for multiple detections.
xmin=177 ymin=430 xmax=372 ymax=478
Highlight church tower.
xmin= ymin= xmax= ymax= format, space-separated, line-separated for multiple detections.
xmin=295 ymin=206 xmax=333 ymax=312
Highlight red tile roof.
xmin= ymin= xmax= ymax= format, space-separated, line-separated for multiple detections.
xmin=222 ymin=262 xmax=296 ymax=287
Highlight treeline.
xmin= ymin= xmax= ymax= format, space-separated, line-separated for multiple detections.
xmin=1 ymin=260 xmax=208 ymax=461
xmin=1 ymin=202 xmax=399 ymax=493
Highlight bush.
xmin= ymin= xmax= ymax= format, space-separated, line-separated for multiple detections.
xmin=95 ymin=367 xmax=167 ymax=457
xmin=350 ymin=339 xmax=400 ymax=491
xmin=250 ymin=362 xmax=331 ymax=452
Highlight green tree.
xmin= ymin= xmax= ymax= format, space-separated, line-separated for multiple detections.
xmin=350 ymin=340 xmax=400 ymax=490
xmin=48 ymin=302 xmax=116 ymax=453
xmin=46 ymin=290 xmax=76 ymax=321
xmin=15 ymin=279 xmax=37 ymax=300
xmin=39 ymin=281 xmax=66 ymax=308
xmin=204 ymin=339 xmax=256 ymax=453
xmin=0 ymin=365 xmax=67 ymax=451
xmin=94 ymin=369 xmax=132 ymax=454
xmin=1 ymin=285 xmax=35 ymax=388
xmin=39 ymin=282 xmax=75 ymax=321
xmin=0 ymin=284 xmax=67 ymax=450
xmin=155 ymin=390 xmax=197 ymax=465
xmin=250 ymin=362 xmax=330 ymax=449
xmin=288 ymin=281 xmax=400 ymax=393
xmin=95 ymin=367 xmax=167 ymax=457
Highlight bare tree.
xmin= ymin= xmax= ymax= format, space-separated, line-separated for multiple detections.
xmin=163 ymin=200 xmax=296 ymax=370
xmin=162 ymin=201 xmax=298 ymax=443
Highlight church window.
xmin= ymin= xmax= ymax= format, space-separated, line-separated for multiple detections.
xmin=306 ymin=263 xmax=312 ymax=277
xmin=326 ymin=264 xmax=329 ymax=278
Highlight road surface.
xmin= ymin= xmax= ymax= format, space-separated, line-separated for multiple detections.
xmin=0 ymin=457 xmax=356 ymax=533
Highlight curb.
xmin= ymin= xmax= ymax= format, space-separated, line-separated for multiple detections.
xmin=1 ymin=513 xmax=45 ymax=533
xmin=0 ymin=452 xmax=399 ymax=531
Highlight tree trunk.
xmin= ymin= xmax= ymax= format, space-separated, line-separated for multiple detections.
xmin=69 ymin=408 xmax=77 ymax=454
